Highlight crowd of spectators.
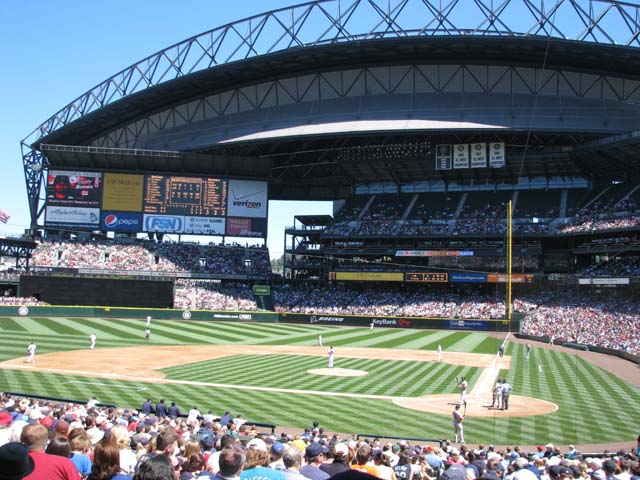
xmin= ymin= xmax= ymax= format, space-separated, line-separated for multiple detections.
xmin=2 ymin=281 xmax=638 ymax=356
xmin=517 ymin=292 xmax=640 ymax=355
xmin=1 ymin=393 xmax=639 ymax=480
xmin=321 ymin=187 xmax=640 ymax=238
xmin=271 ymin=284 xmax=501 ymax=319
xmin=0 ymin=296 xmax=46 ymax=306
xmin=557 ymin=216 xmax=640 ymax=234
xmin=174 ymin=280 xmax=257 ymax=311
xmin=30 ymin=239 xmax=271 ymax=278
xmin=323 ymin=222 xmax=354 ymax=237
xmin=399 ymin=223 xmax=449 ymax=236
xmin=580 ymin=257 xmax=640 ymax=277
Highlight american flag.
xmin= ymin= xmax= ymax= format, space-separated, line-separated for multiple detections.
xmin=0 ymin=208 xmax=10 ymax=224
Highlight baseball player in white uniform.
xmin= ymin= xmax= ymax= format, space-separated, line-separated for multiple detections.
xmin=452 ymin=404 xmax=464 ymax=443
xmin=89 ymin=334 xmax=97 ymax=350
xmin=328 ymin=346 xmax=335 ymax=368
xmin=437 ymin=344 xmax=443 ymax=362
xmin=458 ymin=376 xmax=468 ymax=404
xmin=26 ymin=342 xmax=36 ymax=363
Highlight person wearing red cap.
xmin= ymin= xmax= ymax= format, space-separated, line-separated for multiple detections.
xmin=20 ymin=423 xmax=78 ymax=480
xmin=0 ymin=411 xmax=14 ymax=446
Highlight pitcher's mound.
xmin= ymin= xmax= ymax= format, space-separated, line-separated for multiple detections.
xmin=308 ymin=368 xmax=368 ymax=377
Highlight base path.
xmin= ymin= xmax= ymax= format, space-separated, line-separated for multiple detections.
xmin=0 ymin=345 xmax=556 ymax=418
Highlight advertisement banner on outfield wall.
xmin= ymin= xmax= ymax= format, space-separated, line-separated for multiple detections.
xmin=279 ymin=313 xmax=414 ymax=328
xmin=334 ymin=272 xmax=404 ymax=282
xmin=278 ymin=313 xmax=507 ymax=331
xmin=45 ymin=206 xmax=100 ymax=229
xmin=578 ymin=278 xmax=629 ymax=285
xmin=227 ymin=180 xmax=268 ymax=218
xmin=448 ymin=319 xmax=490 ymax=330
xmin=450 ymin=272 xmax=487 ymax=283
xmin=487 ymin=274 xmax=533 ymax=283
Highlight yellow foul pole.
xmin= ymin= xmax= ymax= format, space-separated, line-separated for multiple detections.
xmin=507 ymin=200 xmax=512 ymax=321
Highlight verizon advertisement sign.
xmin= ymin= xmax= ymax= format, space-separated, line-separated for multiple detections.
xmin=227 ymin=180 xmax=267 ymax=218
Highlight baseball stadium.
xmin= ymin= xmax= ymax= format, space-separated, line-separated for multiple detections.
xmin=1 ymin=0 xmax=640 ymax=476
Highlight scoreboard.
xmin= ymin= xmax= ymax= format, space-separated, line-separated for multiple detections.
xmin=405 ymin=272 xmax=449 ymax=282
xmin=44 ymin=170 xmax=267 ymax=238
xmin=143 ymin=175 xmax=227 ymax=217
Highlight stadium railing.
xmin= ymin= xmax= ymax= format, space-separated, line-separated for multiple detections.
xmin=2 ymin=390 xmax=116 ymax=409
xmin=357 ymin=433 xmax=443 ymax=448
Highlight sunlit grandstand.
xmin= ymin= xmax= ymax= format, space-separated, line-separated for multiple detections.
xmin=1 ymin=0 xmax=640 ymax=470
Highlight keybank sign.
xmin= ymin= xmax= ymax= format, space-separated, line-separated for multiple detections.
xmin=143 ymin=214 xmax=184 ymax=232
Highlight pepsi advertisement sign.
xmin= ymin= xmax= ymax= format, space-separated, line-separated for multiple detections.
xmin=101 ymin=211 xmax=142 ymax=232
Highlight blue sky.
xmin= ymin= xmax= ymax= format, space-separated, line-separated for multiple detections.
xmin=0 ymin=1 xmax=331 ymax=258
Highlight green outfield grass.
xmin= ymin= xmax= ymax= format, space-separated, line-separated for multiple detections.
xmin=0 ymin=316 xmax=638 ymax=445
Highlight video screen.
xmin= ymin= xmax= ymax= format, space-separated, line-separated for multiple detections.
xmin=46 ymin=170 xmax=102 ymax=207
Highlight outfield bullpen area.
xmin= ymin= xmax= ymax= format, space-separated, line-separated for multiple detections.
xmin=0 ymin=316 xmax=638 ymax=449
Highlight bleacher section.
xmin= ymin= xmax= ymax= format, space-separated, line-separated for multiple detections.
xmin=31 ymin=239 xmax=271 ymax=279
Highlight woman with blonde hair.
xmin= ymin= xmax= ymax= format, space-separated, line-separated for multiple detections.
xmin=182 ymin=439 xmax=202 ymax=462
xmin=110 ymin=425 xmax=137 ymax=475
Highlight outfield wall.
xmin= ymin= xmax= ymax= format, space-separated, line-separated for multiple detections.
xmin=0 ymin=305 xmax=515 ymax=331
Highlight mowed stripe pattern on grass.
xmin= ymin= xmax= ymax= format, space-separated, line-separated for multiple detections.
xmin=0 ymin=317 xmax=638 ymax=445
xmin=160 ymin=354 xmax=479 ymax=397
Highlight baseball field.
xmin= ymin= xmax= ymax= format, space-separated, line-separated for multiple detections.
xmin=0 ymin=316 xmax=638 ymax=448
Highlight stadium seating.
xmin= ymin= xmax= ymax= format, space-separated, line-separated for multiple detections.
xmin=30 ymin=239 xmax=271 ymax=278
xmin=0 ymin=392 xmax=637 ymax=479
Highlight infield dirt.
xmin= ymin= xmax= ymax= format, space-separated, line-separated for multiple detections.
xmin=0 ymin=345 xmax=556 ymax=417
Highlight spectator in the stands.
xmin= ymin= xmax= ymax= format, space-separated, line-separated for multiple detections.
xmin=21 ymin=423 xmax=79 ymax=480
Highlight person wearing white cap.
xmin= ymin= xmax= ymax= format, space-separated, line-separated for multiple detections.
xmin=319 ymin=443 xmax=351 ymax=477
